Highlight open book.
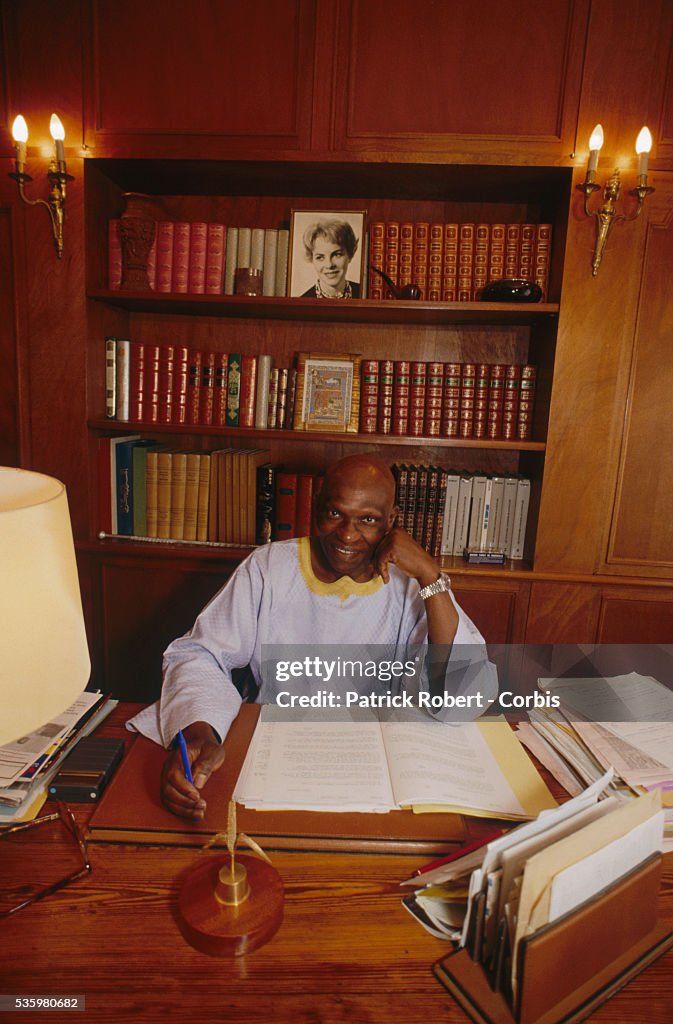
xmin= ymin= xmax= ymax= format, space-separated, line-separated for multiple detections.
xmin=234 ymin=706 xmax=555 ymax=819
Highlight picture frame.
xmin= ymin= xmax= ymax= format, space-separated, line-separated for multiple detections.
xmin=288 ymin=210 xmax=367 ymax=299
xmin=293 ymin=352 xmax=362 ymax=433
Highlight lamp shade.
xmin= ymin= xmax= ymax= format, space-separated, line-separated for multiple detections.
xmin=0 ymin=467 xmax=90 ymax=746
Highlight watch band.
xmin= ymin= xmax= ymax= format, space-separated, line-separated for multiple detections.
xmin=418 ymin=572 xmax=452 ymax=601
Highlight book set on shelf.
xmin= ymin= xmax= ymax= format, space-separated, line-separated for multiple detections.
xmin=392 ymin=466 xmax=530 ymax=562
xmin=109 ymin=220 xmax=291 ymax=297
xmin=109 ymin=214 xmax=551 ymax=304
xmin=368 ymin=221 xmax=552 ymax=302
xmin=105 ymin=337 xmax=537 ymax=444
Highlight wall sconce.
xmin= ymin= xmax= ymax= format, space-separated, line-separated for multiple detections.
xmin=577 ymin=124 xmax=655 ymax=276
xmin=8 ymin=113 xmax=74 ymax=259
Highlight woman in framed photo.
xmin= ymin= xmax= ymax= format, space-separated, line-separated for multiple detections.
xmin=300 ymin=219 xmax=361 ymax=299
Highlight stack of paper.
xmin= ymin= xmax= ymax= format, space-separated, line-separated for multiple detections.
xmin=515 ymin=673 xmax=673 ymax=849
xmin=0 ymin=691 xmax=118 ymax=823
xmin=403 ymin=771 xmax=665 ymax=1003
xmin=233 ymin=706 xmax=556 ymax=819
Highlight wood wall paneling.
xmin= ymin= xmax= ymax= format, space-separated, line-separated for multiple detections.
xmin=606 ymin=175 xmax=673 ymax=575
xmin=0 ymin=204 xmax=20 ymax=464
xmin=597 ymin=591 xmax=673 ymax=644
xmin=332 ymin=0 xmax=589 ymax=160
xmin=84 ymin=0 xmax=317 ymax=157
xmin=524 ymin=581 xmax=601 ymax=643
xmin=100 ymin=558 xmax=236 ymax=701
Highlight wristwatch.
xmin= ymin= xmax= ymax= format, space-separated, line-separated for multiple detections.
xmin=418 ymin=572 xmax=452 ymax=601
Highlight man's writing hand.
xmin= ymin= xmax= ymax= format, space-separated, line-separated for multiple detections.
xmin=161 ymin=721 xmax=225 ymax=820
xmin=374 ymin=527 xmax=441 ymax=586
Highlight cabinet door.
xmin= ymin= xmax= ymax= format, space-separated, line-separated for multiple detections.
xmin=331 ymin=0 xmax=588 ymax=161
xmin=83 ymin=0 xmax=317 ymax=157
xmin=97 ymin=558 xmax=235 ymax=702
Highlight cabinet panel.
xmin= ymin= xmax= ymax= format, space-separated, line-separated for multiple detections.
xmin=597 ymin=592 xmax=673 ymax=644
xmin=450 ymin=581 xmax=528 ymax=645
xmin=525 ymin=582 xmax=601 ymax=644
xmin=84 ymin=0 xmax=316 ymax=156
xmin=333 ymin=0 xmax=588 ymax=159
xmin=606 ymin=177 xmax=673 ymax=576
xmin=99 ymin=558 xmax=235 ymax=702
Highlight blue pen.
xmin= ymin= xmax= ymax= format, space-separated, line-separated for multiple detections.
xmin=176 ymin=729 xmax=194 ymax=784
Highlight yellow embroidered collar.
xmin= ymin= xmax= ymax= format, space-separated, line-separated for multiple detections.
xmin=297 ymin=537 xmax=383 ymax=601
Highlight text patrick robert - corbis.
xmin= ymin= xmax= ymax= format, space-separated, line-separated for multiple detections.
xmin=272 ymin=656 xmax=561 ymax=711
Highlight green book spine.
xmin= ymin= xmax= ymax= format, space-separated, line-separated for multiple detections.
xmin=226 ymin=353 xmax=242 ymax=427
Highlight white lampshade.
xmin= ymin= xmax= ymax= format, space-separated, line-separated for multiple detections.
xmin=0 ymin=467 xmax=90 ymax=746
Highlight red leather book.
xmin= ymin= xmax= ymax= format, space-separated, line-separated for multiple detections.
xmin=474 ymin=362 xmax=491 ymax=440
xmin=205 ymin=223 xmax=226 ymax=295
xmin=458 ymin=224 xmax=475 ymax=302
xmin=200 ymin=350 xmax=216 ymax=426
xmin=213 ymin=351 xmax=229 ymax=428
xmin=412 ymin=222 xmax=429 ymax=300
xmin=502 ymin=363 xmax=521 ymax=441
xmin=487 ymin=363 xmax=506 ymax=439
xmin=392 ymin=360 xmax=410 ymax=436
xmin=276 ymin=367 xmax=289 ymax=429
xmin=399 ymin=223 xmax=414 ymax=289
xmin=144 ymin=344 xmax=161 ymax=423
xmin=186 ymin=349 xmax=203 ymax=425
xmin=473 ymin=224 xmax=490 ymax=299
xmin=129 ymin=342 xmax=145 ymax=422
xmin=146 ymin=236 xmax=157 ymax=291
xmin=155 ymin=221 xmax=175 ymax=293
xmin=504 ymin=223 xmax=521 ymax=279
xmin=442 ymin=361 xmax=461 ymax=438
xmin=360 ymin=359 xmax=380 ymax=434
xmin=427 ymin=224 xmax=444 ymax=301
xmin=518 ymin=223 xmax=537 ymax=281
xmin=171 ymin=222 xmax=191 ymax=293
xmin=158 ymin=345 xmax=175 ymax=424
xmin=239 ymin=354 xmax=258 ymax=428
xmin=459 ymin=362 xmax=476 ymax=438
xmin=187 ymin=221 xmax=208 ymax=294
xmin=108 ymin=219 xmax=122 ymax=290
xmin=424 ymin=361 xmax=444 ymax=437
xmin=377 ymin=359 xmax=394 ymax=435
xmin=368 ymin=222 xmax=385 ymax=299
xmin=534 ymin=224 xmax=552 ymax=300
xmin=295 ymin=474 xmax=315 ymax=537
xmin=488 ymin=223 xmax=506 ymax=284
xmin=442 ymin=224 xmax=459 ymax=302
xmin=384 ymin=222 xmax=400 ymax=296
xmin=172 ymin=345 xmax=189 ymax=426
xmin=409 ymin=361 xmax=427 ymax=437
xmin=275 ymin=471 xmax=298 ymax=541
xmin=517 ymin=365 xmax=537 ymax=440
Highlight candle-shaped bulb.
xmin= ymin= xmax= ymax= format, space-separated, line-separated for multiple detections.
xmin=50 ymin=113 xmax=66 ymax=168
xmin=12 ymin=114 xmax=28 ymax=174
xmin=635 ymin=125 xmax=652 ymax=181
xmin=587 ymin=123 xmax=604 ymax=174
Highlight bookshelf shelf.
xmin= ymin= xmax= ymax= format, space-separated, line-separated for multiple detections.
xmin=88 ymin=420 xmax=546 ymax=451
xmin=88 ymin=290 xmax=559 ymax=326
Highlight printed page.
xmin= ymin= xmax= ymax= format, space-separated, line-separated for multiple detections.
xmin=379 ymin=714 xmax=529 ymax=818
xmin=234 ymin=706 xmax=396 ymax=812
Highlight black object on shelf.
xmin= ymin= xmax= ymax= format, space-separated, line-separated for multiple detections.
xmin=479 ymin=279 xmax=542 ymax=303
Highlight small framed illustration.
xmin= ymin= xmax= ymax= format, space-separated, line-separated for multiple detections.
xmin=288 ymin=210 xmax=366 ymax=299
xmin=293 ymin=352 xmax=362 ymax=433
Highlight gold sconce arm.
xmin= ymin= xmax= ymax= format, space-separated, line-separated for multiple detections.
xmin=9 ymin=162 xmax=73 ymax=260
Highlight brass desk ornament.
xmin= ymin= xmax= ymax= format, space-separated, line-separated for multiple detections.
xmin=177 ymin=801 xmax=284 ymax=957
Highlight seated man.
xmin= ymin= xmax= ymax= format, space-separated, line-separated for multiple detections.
xmin=129 ymin=454 xmax=497 ymax=819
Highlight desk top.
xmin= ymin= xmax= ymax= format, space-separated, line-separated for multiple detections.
xmin=2 ymin=703 xmax=672 ymax=1023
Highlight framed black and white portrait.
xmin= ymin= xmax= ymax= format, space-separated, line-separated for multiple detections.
xmin=288 ymin=210 xmax=366 ymax=299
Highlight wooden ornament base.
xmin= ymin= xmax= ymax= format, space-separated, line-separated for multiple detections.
xmin=177 ymin=853 xmax=284 ymax=957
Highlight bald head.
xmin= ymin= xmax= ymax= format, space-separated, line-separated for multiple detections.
xmin=319 ymin=455 xmax=396 ymax=512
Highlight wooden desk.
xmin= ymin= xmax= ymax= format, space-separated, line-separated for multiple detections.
xmin=2 ymin=705 xmax=673 ymax=1023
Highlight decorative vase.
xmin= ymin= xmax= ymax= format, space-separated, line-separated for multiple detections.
xmin=119 ymin=193 xmax=160 ymax=292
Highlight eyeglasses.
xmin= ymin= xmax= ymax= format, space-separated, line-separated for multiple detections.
xmin=0 ymin=801 xmax=91 ymax=918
